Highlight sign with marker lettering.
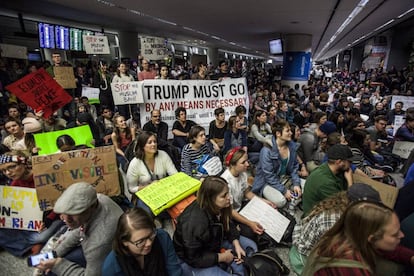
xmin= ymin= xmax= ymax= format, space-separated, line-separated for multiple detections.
xmin=5 ymin=68 xmax=72 ymax=118
xmin=139 ymin=78 xmax=249 ymax=136
xmin=0 ymin=186 xmax=43 ymax=231
xmin=32 ymin=146 xmax=120 ymax=211
xmin=53 ymin=66 xmax=76 ymax=89
xmin=392 ymin=141 xmax=414 ymax=159
xmin=111 ymin=81 xmax=144 ymax=105
xmin=140 ymin=36 xmax=168 ymax=61
xmin=83 ymin=35 xmax=110 ymax=54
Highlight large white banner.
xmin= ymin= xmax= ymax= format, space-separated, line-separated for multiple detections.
xmin=140 ymin=36 xmax=168 ymax=61
xmin=139 ymin=78 xmax=249 ymax=136
xmin=83 ymin=35 xmax=110 ymax=54
xmin=391 ymin=96 xmax=414 ymax=111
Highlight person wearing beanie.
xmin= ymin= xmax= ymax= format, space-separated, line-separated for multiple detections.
xmin=290 ymin=184 xmax=381 ymax=274
xmin=302 ymin=144 xmax=355 ymax=217
xmin=36 ymin=182 xmax=123 ymax=276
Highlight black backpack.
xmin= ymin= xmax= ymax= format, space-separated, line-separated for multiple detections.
xmin=243 ymin=248 xmax=290 ymax=276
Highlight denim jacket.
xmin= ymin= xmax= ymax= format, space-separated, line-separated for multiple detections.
xmin=252 ymin=136 xmax=300 ymax=195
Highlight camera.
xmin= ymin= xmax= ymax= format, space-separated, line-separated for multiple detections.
xmin=27 ymin=251 xmax=57 ymax=267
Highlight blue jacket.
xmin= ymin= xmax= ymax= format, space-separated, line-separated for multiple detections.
xmin=102 ymin=229 xmax=182 ymax=276
xmin=395 ymin=123 xmax=414 ymax=142
xmin=252 ymin=136 xmax=300 ymax=195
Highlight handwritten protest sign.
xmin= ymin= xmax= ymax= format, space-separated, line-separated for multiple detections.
xmin=82 ymin=86 xmax=100 ymax=104
xmin=392 ymin=141 xmax=414 ymax=159
xmin=32 ymin=146 xmax=120 ymax=211
xmin=0 ymin=186 xmax=43 ymax=231
xmin=136 ymin=172 xmax=201 ymax=215
xmin=139 ymin=78 xmax=249 ymax=137
xmin=111 ymin=81 xmax=144 ymax=105
xmin=83 ymin=35 xmax=110 ymax=54
xmin=5 ymin=68 xmax=72 ymax=118
xmin=0 ymin=43 xmax=27 ymax=59
xmin=34 ymin=125 xmax=94 ymax=155
xmin=393 ymin=115 xmax=405 ymax=136
xmin=53 ymin=66 xmax=76 ymax=89
xmin=140 ymin=36 xmax=168 ymax=61
xmin=353 ymin=174 xmax=398 ymax=208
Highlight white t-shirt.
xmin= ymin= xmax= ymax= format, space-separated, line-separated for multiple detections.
xmin=221 ymin=169 xmax=248 ymax=211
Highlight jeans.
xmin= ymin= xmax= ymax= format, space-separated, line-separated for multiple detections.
xmin=179 ymin=236 xmax=257 ymax=276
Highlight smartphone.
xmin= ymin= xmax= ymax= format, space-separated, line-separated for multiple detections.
xmin=27 ymin=251 xmax=57 ymax=267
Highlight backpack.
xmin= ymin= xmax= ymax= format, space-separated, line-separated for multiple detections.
xmin=243 ymin=248 xmax=290 ymax=276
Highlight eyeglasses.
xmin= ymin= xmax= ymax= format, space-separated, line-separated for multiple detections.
xmin=1 ymin=164 xmax=19 ymax=174
xmin=130 ymin=230 xmax=157 ymax=248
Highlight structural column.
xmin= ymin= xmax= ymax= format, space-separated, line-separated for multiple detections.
xmin=282 ymin=34 xmax=312 ymax=89
xmin=118 ymin=31 xmax=139 ymax=60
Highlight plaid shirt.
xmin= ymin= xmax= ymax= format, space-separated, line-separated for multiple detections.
xmin=292 ymin=210 xmax=342 ymax=256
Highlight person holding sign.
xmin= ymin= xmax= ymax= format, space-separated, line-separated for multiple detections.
xmin=102 ymin=208 xmax=182 ymax=276
xmin=126 ymin=131 xmax=177 ymax=198
xmin=251 ymin=119 xmax=302 ymax=208
xmin=111 ymin=114 xmax=136 ymax=171
xmin=93 ymin=61 xmax=114 ymax=112
xmin=112 ymin=62 xmax=135 ymax=119
xmin=221 ymin=147 xmax=275 ymax=243
xmin=173 ymin=176 xmax=257 ymax=276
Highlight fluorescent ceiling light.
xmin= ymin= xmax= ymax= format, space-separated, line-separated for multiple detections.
xmin=397 ymin=7 xmax=414 ymax=18
xmin=374 ymin=19 xmax=394 ymax=31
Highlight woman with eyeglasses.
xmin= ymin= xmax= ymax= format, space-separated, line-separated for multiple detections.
xmin=102 ymin=208 xmax=182 ymax=276
xmin=174 ymin=176 xmax=256 ymax=276
xmin=126 ymin=131 xmax=177 ymax=210
xmin=0 ymin=151 xmax=63 ymax=256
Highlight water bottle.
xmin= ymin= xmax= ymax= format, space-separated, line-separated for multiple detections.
xmin=288 ymin=192 xmax=298 ymax=213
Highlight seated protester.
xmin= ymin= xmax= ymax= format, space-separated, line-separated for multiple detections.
xmin=36 ymin=182 xmax=123 ymax=275
xmin=293 ymin=105 xmax=312 ymax=129
xmin=251 ymin=119 xmax=302 ymax=208
xmin=221 ymin=147 xmax=275 ymax=243
xmin=248 ymin=110 xmax=272 ymax=152
xmin=302 ymin=201 xmax=414 ymax=276
xmin=42 ymin=113 xmax=67 ymax=132
xmin=329 ymin=111 xmax=346 ymax=135
xmin=387 ymin=101 xmax=405 ymax=126
xmin=96 ymin=105 xmax=114 ymax=146
xmin=126 ymin=131 xmax=177 ymax=205
xmin=302 ymin=144 xmax=354 ymax=217
xmin=290 ymin=123 xmax=309 ymax=179
xmin=56 ymin=134 xmax=90 ymax=152
xmin=290 ymin=184 xmax=381 ymax=275
xmin=404 ymin=163 xmax=414 ymax=186
xmin=76 ymin=104 xmax=101 ymax=146
xmin=0 ymin=151 xmax=62 ymax=256
xmin=2 ymin=117 xmax=25 ymax=150
xmin=14 ymin=117 xmax=43 ymax=156
xmin=172 ymin=107 xmax=197 ymax=150
xmin=307 ymin=111 xmax=327 ymax=133
xmin=395 ymin=107 xmax=414 ymax=142
xmin=223 ymin=115 xmax=247 ymax=155
xmin=366 ymin=115 xmax=389 ymax=152
xmin=111 ymin=114 xmax=136 ymax=171
xmin=235 ymin=105 xmax=249 ymax=133
xmin=267 ymin=105 xmax=278 ymax=126
xmin=102 ymin=208 xmax=182 ymax=276
xmin=173 ymin=176 xmax=257 ymax=276
xmin=209 ymin=107 xmax=227 ymax=153
xmin=368 ymin=102 xmax=387 ymax=124
xmin=142 ymin=109 xmax=169 ymax=148
xmin=80 ymin=96 xmax=97 ymax=122
xmin=181 ymin=125 xmax=212 ymax=178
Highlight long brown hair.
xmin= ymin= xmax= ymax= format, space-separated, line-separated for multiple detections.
xmin=197 ymin=176 xmax=232 ymax=232
xmin=113 ymin=114 xmax=132 ymax=146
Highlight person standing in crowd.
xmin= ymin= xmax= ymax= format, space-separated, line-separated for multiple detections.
xmin=111 ymin=114 xmax=136 ymax=171
xmin=191 ymin=62 xmax=209 ymax=80
xmin=138 ymin=59 xmax=156 ymax=81
xmin=94 ymin=61 xmax=115 ymax=112
xmin=211 ymin=60 xmax=237 ymax=80
xmin=102 ymin=208 xmax=182 ymax=276
xmin=303 ymin=201 xmax=414 ymax=275
xmin=172 ymin=107 xmax=197 ymax=150
xmin=174 ymin=176 xmax=257 ymax=276
xmin=155 ymin=64 xmax=170 ymax=79
xmin=36 ymin=182 xmax=123 ymax=276
xmin=252 ymin=119 xmax=302 ymax=208
xmin=112 ymin=62 xmax=135 ymax=119
xmin=302 ymin=144 xmax=354 ymax=217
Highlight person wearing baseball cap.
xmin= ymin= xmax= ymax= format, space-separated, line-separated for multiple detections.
xmin=302 ymin=144 xmax=355 ymax=217
xmin=36 ymin=182 xmax=123 ymax=276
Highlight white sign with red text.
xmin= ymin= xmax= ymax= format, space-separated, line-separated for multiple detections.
xmin=83 ymin=35 xmax=110 ymax=54
xmin=111 ymin=81 xmax=144 ymax=105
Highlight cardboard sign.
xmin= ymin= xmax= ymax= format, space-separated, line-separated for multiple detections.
xmin=34 ymin=125 xmax=94 ymax=155
xmin=136 ymin=172 xmax=201 ymax=215
xmin=0 ymin=186 xmax=43 ymax=231
xmin=53 ymin=66 xmax=76 ymax=89
xmin=32 ymin=146 xmax=120 ymax=211
xmin=353 ymin=174 xmax=398 ymax=208
xmin=111 ymin=81 xmax=144 ymax=105
xmin=392 ymin=141 xmax=414 ymax=159
xmin=83 ymin=35 xmax=110 ymax=54
xmin=140 ymin=36 xmax=168 ymax=61
xmin=139 ymin=78 xmax=250 ymax=137
xmin=82 ymin=86 xmax=100 ymax=104
xmin=0 ymin=43 xmax=28 ymax=59
xmin=5 ymin=68 xmax=72 ymax=118
xmin=393 ymin=115 xmax=405 ymax=136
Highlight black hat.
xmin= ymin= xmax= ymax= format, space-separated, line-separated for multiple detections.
xmin=347 ymin=183 xmax=381 ymax=202
xmin=327 ymin=144 xmax=354 ymax=161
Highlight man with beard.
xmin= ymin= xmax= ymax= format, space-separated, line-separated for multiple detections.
xmin=302 ymin=144 xmax=354 ymax=217
xmin=143 ymin=109 xmax=169 ymax=148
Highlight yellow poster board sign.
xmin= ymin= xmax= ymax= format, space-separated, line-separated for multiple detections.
xmin=32 ymin=146 xmax=120 ymax=211
xmin=136 ymin=172 xmax=201 ymax=215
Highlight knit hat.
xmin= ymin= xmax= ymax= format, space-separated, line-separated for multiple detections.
xmin=54 ymin=182 xmax=98 ymax=215
xmin=327 ymin=144 xmax=354 ymax=161
xmin=0 ymin=155 xmax=26 ymax=165
xmin=22 ymin=117 xmax=42 ymax=133
xmin=319 ymin=121 xmax=337 ymax=135
xmin=347 ymin=183 xmax=381 ymax=202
